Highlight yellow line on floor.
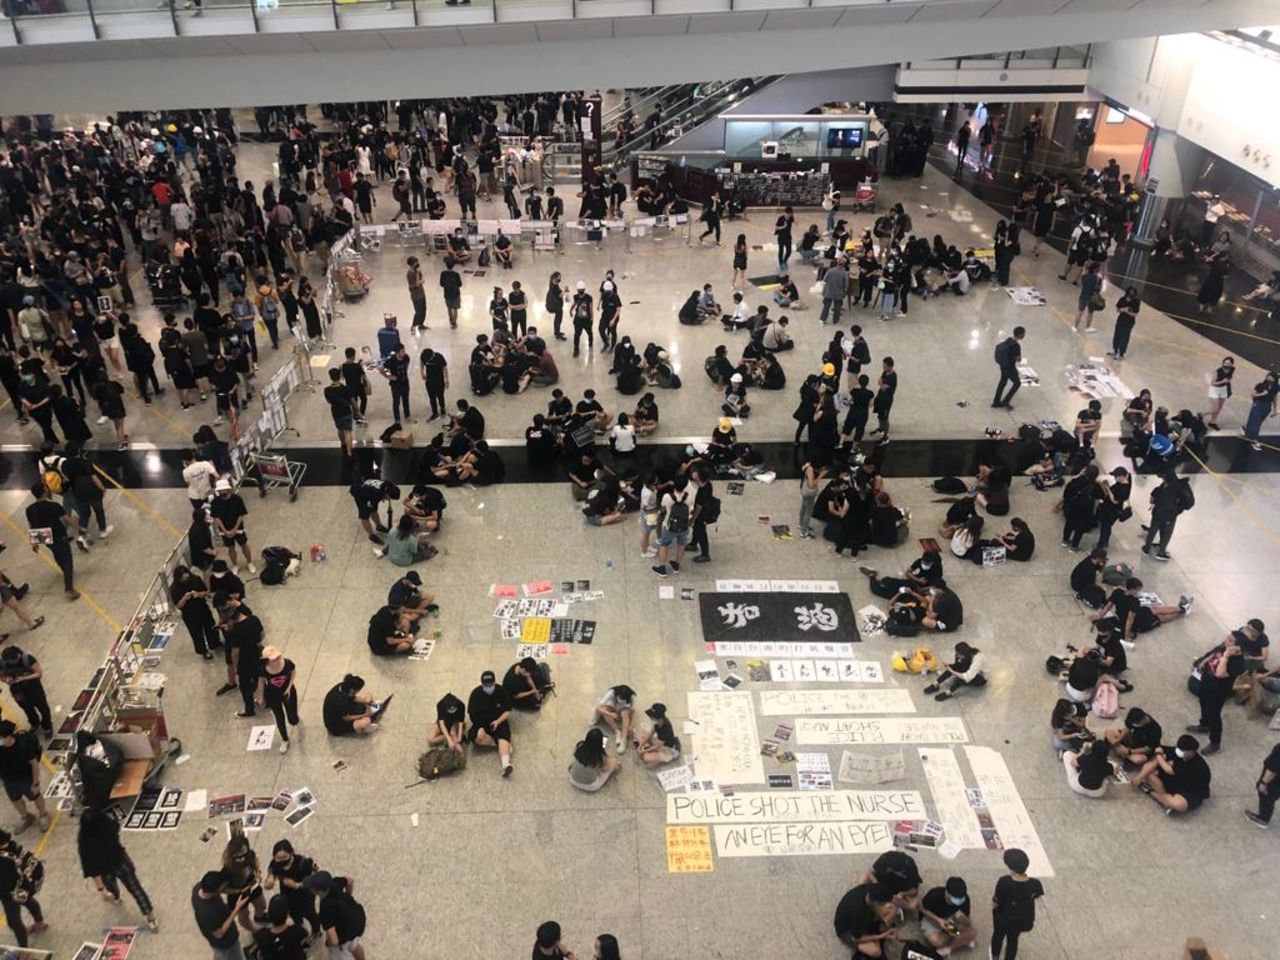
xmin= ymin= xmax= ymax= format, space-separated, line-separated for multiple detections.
xmin=1104 ymin=270 xmax=1269 ymax=315
xmin=93 ymin=465 xmax=183 ymax=538
xmin=0 ymin=510 xmax=122 ymax=634
xmin=140 ymin=400 xmax=194 ymax=441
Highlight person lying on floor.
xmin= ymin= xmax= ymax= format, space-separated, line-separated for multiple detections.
xmin=859 ymin=549 xmax=945 ymax=598
xmin=923 ymin=642 xmax=985 ymax=701
xmin=885 ymin=585 xmax=963 ymax=636
xmin=1090 ymin=577 xmax=1192 ymax=642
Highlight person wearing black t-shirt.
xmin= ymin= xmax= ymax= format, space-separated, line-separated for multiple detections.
xmin=999 ymin=517 xmax=1035 ymax=561
xmin=869 ymin=357 xmax=896 ymax=445
xmin=305 ymin=872 xmax=366 ymax=958
xmin=210 ymin=480 xmax=256 ymax=574
xmin=382 ymin=344 xmax=412 ymax=423
xmin=367 ymin=604 xmax=413 ymax=657
xmin=324 ymin=369 xmax=355 ymax=457
xmin=991 ymin=848 xmax=1044 ymax=960
xmin=1069 ymin=549 xmax=1107 ymax=608
xmin=264 ymin=840 xmax=318 ymax=939
xmin=1132 ymin=733 xmax=1211 ymax=814
xmin=508 ymin=282 xmax=528 ymax=338
xmin=861 ymin=550 xmax=943 ymax=599
xmin=833 ymin=882 xmax=896 ymax=957
xmin=635 ymin=702 xmax=681 ymax=766
xmin=1064 ymin=737 xmax=1113 ymax=797
xmin=419 ymin=348 xmax=448 ymax=420
xmin=439 ymin=259 xmax=463 ymax=329
xmin=25 ymin=482 xmax=79 ymax=598
xmin=321 ymin=674 xmax=387 ymax=736
xmin=1188 ymin=639 xmax=1246 ymax=754
xmin=503 ymin=656 xmax=554 ymax=711
xmin=1090 ymin=577 xmax=1189 ymax=641
xmin=919 ymin=876 xmax=975 ymax=954
xmin=225 ymin=605 xmax=265 ymax=719
xmin=427 ymin=692 xmax=467 ymax=756
xmin=468 ymin=670 xmax=514 ymax=777
xmin=1106 ymin=707 xmax=1162 ymax=766
xmin=253 ymin=895 xmax=307 ymax=960
xmin=1246 ymin=742 xmax=1280 ymax=827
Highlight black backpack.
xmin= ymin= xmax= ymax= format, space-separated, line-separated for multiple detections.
xmin=665 ymin=495 xmax=691 ymax=534
xmin=700 ymin=494 xmax=722 ymax=525
xmin=1 ymin=842 xmax=44 ymax=903
xmin=1174 ymin=478 xmax=1195 ymax=514
xmin=994 ymin=339 xmax=1013 ymax=366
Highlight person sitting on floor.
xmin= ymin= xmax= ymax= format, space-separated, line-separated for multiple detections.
xmin=503 ymin=657 xmax=555 ymax=712
xmin=705 ymin=345 xmax=736 ymax=386
xmin=366 ymin=603 xmax=415 ymax=656
xmin=402 ymin=484 xmax=446 ymax=533
xmin=1090 ymin=577 xmax=1192 ymax=642
xmin=426 ymin=692 xmax=467 ymax=756
xmin=467 ymin=670 xmax=514 ymax=777
xmin=938 ymin=496 xmax=978 ymax=538
xmin=886 ymin=585 xmax=963 ymax=637
xmin=382 ymin=515 xmax=438 ymax=566
xmin=678 ymin=291 xmax=705 ymax=325
xmin=999 ymin=516 xmax=1035 ymax=560
xmin=860 ymin=850 xmax=922 ymax=914
xmin=698 ymin=284 xmax=722 ymax=321
xmin=723 ymin=373 xmax=750 ymax=419
xmin=1063 ymin=648 xmax=1121 ymax=703
xmin=1064 ymin=737 xmax=1114 ymax=798
xmin=773 ymin=275 xmax=801 ymax=308
xmin=948 ymin=516 xmax=984 ymax=561
xmin=919 ymin=876 xmax=976 ymax=955
xmin=568 ymin=727 xmax=620 ymax=793
xmin=1130 ymin=733 xmax=1211 ymax=815
xmin=762 ymin=316 xmax=794 ymax=352
xmin=632 ymin=393 xmax=659 ymax=437
xmin=923 ymin=642 xmax=986 ymax=701
xmin=591 ymin=684 xmax=636 ymax=752
xmin=1071 ymin=548 xmax=1108 ymax=609
xmin=860 ymin=549 xmax=945 ymax=598
xmin=322 ymin=674 xmax=389 ymax=736
xmin=634 ymin=702 xmax=681 ymax=766
xmin=1106 ymin=706 xmax=1162 ymax=767
xmin=1051 ymin=698 xmax=1093 ymax=754
xmin=583 ymin=487 xmax=626 ymax=527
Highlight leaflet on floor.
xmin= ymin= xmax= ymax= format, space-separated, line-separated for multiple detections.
xmin=965 ymin=746 xmax=1055 ymax=878
xmin=757 ymin=689 xmax=915 ymax=716
xmin=795 ymin=716 xmax=968 ymax=745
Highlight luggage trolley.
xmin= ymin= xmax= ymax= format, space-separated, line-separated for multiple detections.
xmin=250 ymin=451 xmax=305 ymax=501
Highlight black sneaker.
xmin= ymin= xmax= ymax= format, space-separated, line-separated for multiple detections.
xmin=651 ymin=565 xmax=668 ymax=578
xmin=670 ymin=560 xmax=681 ymax=573
xmin=693 ymin=555 xmax=711 ymax=564
xmin=14 ymin=584 xmax=29 ymax=601
xmin=1245 ymin=811 xmax=1271 ymax=829
xmin=502 ymin=762 xmax=513 ymax=778
xmin=215 ymin=682 xmax=238 ymax=696
xmin=1154 ymin=551 xmax=1171 ymax=561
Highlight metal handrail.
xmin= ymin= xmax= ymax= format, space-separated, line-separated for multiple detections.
xmin=602 ymin=85 xmax=683 ymax=126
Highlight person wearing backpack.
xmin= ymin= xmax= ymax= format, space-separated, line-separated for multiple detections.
xmin=306 ymin=870 xmax=367 ymax=959
xmin=651 ymin=475 xmax=693 ymax=578
xmin=991 ymin=327 xmax=1024 ymax=409
xmin=253 ymin=278 xmax=283 ymax=350
xmin=0 ymin=720 xmax=49 ymax=834
xmin=688 ymin=468 xmax=720 ymax=565
xmin=0 ymin=827 xmax=46 ymax=948
xmin=1141 ymin=471 xmax=1192 ymax=560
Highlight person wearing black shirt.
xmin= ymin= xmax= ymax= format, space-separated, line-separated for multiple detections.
xmin=0 ymin=720 xmax=48 ymax=831
xmin=0 ymin=646 xmax=52 ymax=736
xmin=508 ymin=282 xmax=528 ymax=337
xmin=1106 ymin=707 xmax=1162 ymax=766
xmin=1131 ymin=734 xmax=1211 ymax=814
xmin=420 ymin=348 xmax=448 ymax=420
xmin=225 ymin=606 xmax=265 ymax=718
xmin=635 ymin=702 xmax=682 ymax=765
xmin=503 ymin=656 xmax=555 ymax=711
xmin=210 ymin=480 xmax=256 ymax=574
xmin=1246 ymin=742 xmax=1280 ymax=827
xmin=449 ymin=398 xmax=485 ymax=441
xmin=1070 ymin=549 xmax=1107 ymax=608
xmin=840 ymin=374 xmax=875 ymax=446
xmin=1187 ymin=639 xmax=1246 ymax=753
xmin=919 ymin=877 xmax=975 ymax=954
xmin=264 ymin=840 xmax=319 ymax=940
xmin=254 ymin=895 xmax=307 ymax=960
xmin=525 ymin=414 xmax=558 ymax=472
xmin=1091 ymin=577 xmax=1190 ymax=641
xmin=305 ymin=872 xmax=366 ymax=957
xmin=25 ymin=482 xmax=78 ymax=598
xmin=869 ymin=357 xmax=897 ymax=445
xmin=19 ymin=375 xmax=57 ymax=444
xmin=323 ymin=369 xmax=355 ymax=457
xmin=833 ymin=882 xmax=895 ymax=957
xmin=78 ymin=805 xmax=157 ymax=929
xmin=340 ymin=348 xmax=368 ymax=420
xmin=861 ymin=549 xmax=943 ymax=599
xmin=367 ymin=604 xmax=414 ymax=656
xmin=991 ymin=848 xmax=1044 ymax=960
xmin=427 ymin=692 xmax=467 ymax=756
xmin=192 ymin=870 xmax=247 ymax=956
xmin=439 ymin=259 xmax=463 ymax=329
xmin=468 ymin=670 xmax=514 ymax=776
xmin=382 ymin=343 xmax=412 ymax=423
xmin=1064 ymin=737 xmax=1113 ymax=797
xmin=992 ymin=327 xmax=1024 ymax=409
xmin=321 ymin=674 xmax=388 ymax=736
xmin=999 ymin=517 xmax=1036 ymax=561
xmin=689 ymin=468 xmax=717 ymax=563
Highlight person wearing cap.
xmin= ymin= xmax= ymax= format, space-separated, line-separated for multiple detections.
xmin=388 ymin=570 xmax=437 ymax=622
xmin=634 ymin=702 xmax=681 ymax=766
xmin=833 ymin=881 xmax=896 ymax=957
xmin=570 ymin=281 xmax=594 ymax=358
xmin=1131 ymin=733 xmax=1211 ymax=814
xmin=322 ymin=674 xmax=389 ymax=736
xmin=708 ymin=417 xmax=737 ymax=464
xmin=210 ymin=479 xmax=256 ymax=575
xmin=253 ymin=894 xmax=308 ymax=960
xmin=503 ymin=656 xmax=555 ymax=712
xmin=918 ymin=876 xmax=974 ymax=953
xmin=467 ymin=670 xmax=514 ymax=776
xmin=723 ymin=372 xmax=750 ymax=419
xmin=427 ymin=692 xmax=467 ymax=757
xmin=990 ymin=848 xmax=1043 ymax=960
xmin=256 ymin=647 xmax=299 ymax=755
xmin=192 ymin=869 xmax=249 ymax=960
xmin=304 ymin=871 xmax=367 ymax=959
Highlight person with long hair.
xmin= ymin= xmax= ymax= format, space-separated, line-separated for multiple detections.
xmin=221 ymin=834 xmax=267 ymax=930
xmin=731 ymin=233 xmax=748 ymax=291
xmin=263 ymin=839 xmax=319 ymax=941
xmin=568 ymin=727 xmax=620 ymax=792
xmin=171 ymin=564 xmax=220 ymax=661
xmin=77 ymin=805 xmax=159 ymax=931
xmin=1202 ymin=356 xmax=1235 ymax=429
xmin=594 ymin=933 xmax=623 ymax=960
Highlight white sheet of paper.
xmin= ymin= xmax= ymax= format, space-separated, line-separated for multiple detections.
xmin=659 ymin=586 xmax=675 ymax=600
xmin=183 ymin=789 xmax=208 ymax=813
xmin=247 ymin=725 xmax=276 ymax=752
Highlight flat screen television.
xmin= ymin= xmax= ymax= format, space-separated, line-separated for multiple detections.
xmin=827 ymin=127 xmax=864 ymax=150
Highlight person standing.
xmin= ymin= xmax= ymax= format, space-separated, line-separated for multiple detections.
xmin=61 ymin=443 xmax=113 ymax=541
xmin=571 ymin=281 xmax=594 ymax=358
xmin=993 ymin=218 xmax=1016 ymax=286
xmin=698 ymin=193 xmax=722 ymax=245
xmin=598 ymin=282 xmax=620 ymax=352
xmin=19 ymin=371 xmax=58 ymax=445
xmin=990 ymin=848 xmax=1043 ymax=960
xmin=954 ymin=121 xmax=971 ymax=179
xmin=406 ymin=257 xmax=427 ymax=334
xmin=775 ymin=207 xmax=794 ymax=270
xmin=324 ymin=370 xmax=356 ymax=458
xmin=1186 ymin=638 xmax=1244 ymax=756
xmin=546 ymin=272 xmax=567 ymax=341
xmin=439 ymin=257 xmax=462 ymax=330
xmin=263 ymin=840 xmax=319 ymax=942
xmin=257 ymin=647 xmax=299 ymax=755
xmin=0 ymin=828 xmax=47 ymax=948
xmin=1245 ymin=743 xmax=1280 ymax=828
xmin=798 ymin=458 xmax=829 ymax=540
xmin=869 ymin=357 xmax=897 ymax=447
xmin=171 ymin=565 xmax=220 ymax=662
xmin=1141 ymin=471 xmax=1193 ymax=560
xmin=0 ymin=720 xmax=48 ymax=832
xmin=1202 ymin=194 xmax=1226 ymax=246
xmin=509 ymin=281 xmax=529 ymax=339
xmin=420 ymin=347 xmax=448 ymax=421
xmin=992 ymin=327 xmax=1024 ymax=409
xmin=1242 ymin=371 xmax=1278 ymax=451
xmin=1110 ymin=288 xmax=1140 ymax=360
xmin=1074 ymin=261 xmax=1102 ymax=332
xmin=77 ymin=806 xmax=158 ymax=931
xmin=731 ymin=233 xmax=748 ymax=292
xmin=192 ymin=870 xmax=249 ymax=960
xmin=182 ymin=450 xmax=219 ymax=511
xmin=226 ymin=605 xmax=265 ymax=721
xmin=383 ymin=342 xmax=412 ymax=423
xmin=820 ymin=258 xmax=848 ymax=326
xmin=689 ymin=468 xmax=717 ymax=565
xmin=25 ymin=482 xmax=80 ymax=600
xmin=823 ymin=185 xmax=841 ymax=235
xmin=210 ymin=479 xmax=256 ymax=574
xmin=0 ymin=646 xmax=52 ymax=737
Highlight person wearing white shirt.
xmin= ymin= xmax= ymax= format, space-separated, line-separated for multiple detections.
xmin=590 ymin=684 xmax=636 ymax=753
xmin=608 ymin=414 xmax=637 ymax=459
xmin=923 ymin=642 xmax=985 ymax=701
xmin=722 ymin=292 xmax=751 ymax=332
xmin=1202 ymin=195 xmax=1226 ymax=246
xmin=182 ymin=451 xmax=219 ymax=509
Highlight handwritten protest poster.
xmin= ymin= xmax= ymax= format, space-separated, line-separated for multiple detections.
xmin=714 ymin=820 xmax=894 ymax=858
xmin=796 ymin=716 xmax=968 ymax=746
xmin=757 ymin=689 xmax=914 ymax=716
xmin=665 ymin=826 xmax=715 ymax=873
xmin=666 ymin=789 xmax=926 ymax=825
xmin=686 ymin=691 xmax=765 ymax=785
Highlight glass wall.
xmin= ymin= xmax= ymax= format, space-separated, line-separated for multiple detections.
xmin=723 ymin=117 xmax=870 ymax=160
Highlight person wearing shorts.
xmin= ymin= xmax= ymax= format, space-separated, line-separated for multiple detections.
xmin=650 ymin=476 xmax=692 ymax=578
xmin=635 ymin=702 xmax=681 ymax=766
xmin=209 ymin=478 xmax=255 ymax=574
xmin=324 ymin=369 xmax=355 ymax=458
xmin=0 ymin=721 xmax=48 ymax=833
xmin=467 ymin=670 xmax=514 ymax=777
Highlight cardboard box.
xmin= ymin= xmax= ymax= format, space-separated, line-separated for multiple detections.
xmin=390 ymin=430 xmax=415 ymax=450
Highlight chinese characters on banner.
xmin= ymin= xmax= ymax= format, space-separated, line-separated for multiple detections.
xmin=665 ymin=825 xmax=715 ymax=873
xmin=698 ymin=593 xmax=860 ymax=646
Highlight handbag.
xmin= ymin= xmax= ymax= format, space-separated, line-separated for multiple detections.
xmin=1088 ymin=293 xmax=1106 ymax=312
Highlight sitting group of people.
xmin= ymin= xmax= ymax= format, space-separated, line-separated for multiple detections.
xmin=800 ymin=457 xmax=909 ymax=556
xmin=467 ymin=328 xmax=559 ymax=397
xmin=570 ymin=688 xmax=683 ymax=792
xmin=611 ymin=337 xmax=681 ymax=393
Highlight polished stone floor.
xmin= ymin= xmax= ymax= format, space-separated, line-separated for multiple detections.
xmin=0 ymin=123 xmax=1277 ymax=960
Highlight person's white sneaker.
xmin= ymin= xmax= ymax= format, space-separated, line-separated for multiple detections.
xmin=96 ymin=415 xmax=109 ymax=424
xmin=617 ymin=737 xmax=627 ymax=754
xmin=247 ymin=562 xmax=258 ymax=575
xmin=99 ymin=525 xmax=114 ymax=540
xmin=279 ymin=740 xmax=290 ymax=754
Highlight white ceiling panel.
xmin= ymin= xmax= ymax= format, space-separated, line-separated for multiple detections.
xmin=909 ymin=0 xmax=1001 ymax=21
xmin=534 ymin=19 xmax=615 ymax=40
xmin=760 ymin=8 xmax=844 ymax=29
xmin=687 ymin=11 xmax=768 ymax=32
xmin=611 ymin=15 xmax=690 ymax=35
xmin=457 ymin=22 xmax=539 ymax=44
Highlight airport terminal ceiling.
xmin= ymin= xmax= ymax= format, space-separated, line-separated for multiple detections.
xmin=2 ymin=0 xmax=1280 ymax=113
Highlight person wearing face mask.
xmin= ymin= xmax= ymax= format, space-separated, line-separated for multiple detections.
xmin=859 ymin=549 xmax=944 ymax=598
xmin=468 ymin=669 xmax=514 ymax=777
xmin=1130 ymin=733 xmax=1211 ymax=815
xmin=918 ymin=876 xmax=975 ymax=954
xmin=262 ymin=840 xmax=318 ymax=943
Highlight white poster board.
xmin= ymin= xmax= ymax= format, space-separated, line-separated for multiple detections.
xmin=796 ymin=717 xmax=968 ymax=745
xmin=757 ymin=689 xmax=914 ymax=716
xmin=686 ymin=691 xmax=765 ymax=785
